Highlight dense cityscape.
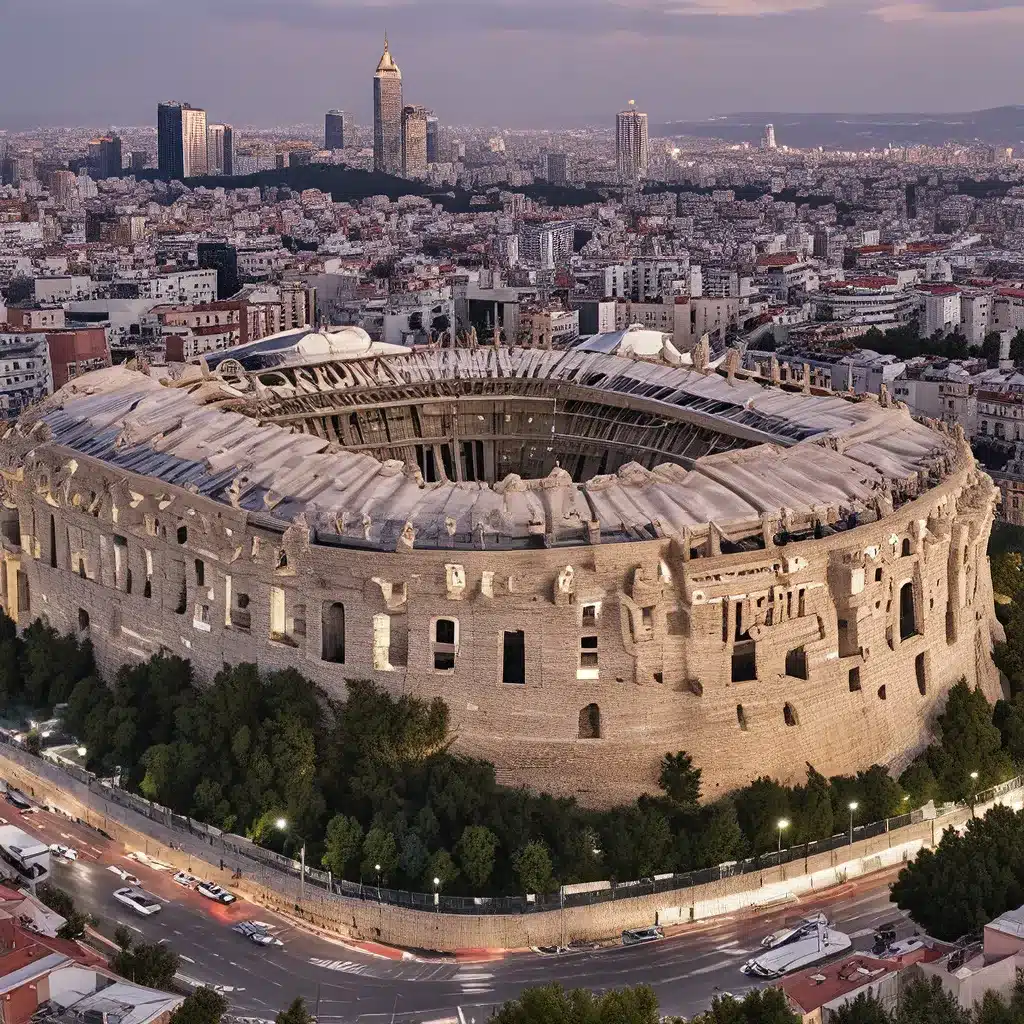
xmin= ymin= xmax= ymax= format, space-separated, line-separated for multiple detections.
xmin=6 ymin=22 xmax=1024 ymax=1024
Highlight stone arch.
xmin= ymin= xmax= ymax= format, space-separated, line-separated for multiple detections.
xmin=783 ymin=702 xmax=798 ymax=727
xmin=322 ymin=602 xmax=345 ymax=663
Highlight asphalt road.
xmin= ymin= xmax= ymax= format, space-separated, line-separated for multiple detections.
xmin=10 ymin=805 xmax=912 ymax=1023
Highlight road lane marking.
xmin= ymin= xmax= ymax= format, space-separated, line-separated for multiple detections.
xmin=309 ymin=958 xmax=367 ymax=974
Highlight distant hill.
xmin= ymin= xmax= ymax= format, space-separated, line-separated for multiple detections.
xmin=654 ymin=107 xmax=1024 ymax=149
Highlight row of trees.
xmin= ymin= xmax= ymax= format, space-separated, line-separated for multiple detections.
xmin=4 ymin=614 xmax=1019 ymax=896
xmin=855 ymin=323 xmax=1024 ymax=368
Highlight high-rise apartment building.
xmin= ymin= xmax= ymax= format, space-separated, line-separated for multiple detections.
xmin=402 ymin=105 xmax=429 ymax=177
xmin=615 ymin=101 xmax=649 ymax=183
xmin=545 ymin=152 xmax=571 ymax=186
xmin=373 ymin=36 xmax=403 ymax=175
xmin=325 ymin=110 xmax=346 ymax=150
xmin=425 ymin=116 xmax=439 ymax=164
xmin=157 ymin=102 xmax=208 ymax=180
xmin=762 ymin=123 xmax=778 ymax=150
xmin=87 ymin=135 xmax=122 ymax=179
xmin=206 ymin=124 xmax=234 ymax=176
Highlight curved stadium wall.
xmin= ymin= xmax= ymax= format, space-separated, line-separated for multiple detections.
xmin=0 ymin=341 xmax=1003 ymax=806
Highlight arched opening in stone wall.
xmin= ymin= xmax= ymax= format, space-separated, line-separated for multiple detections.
xmin=77 ymin=608 xmax=89 ymax=632
xmin=915 ymin=652 xmax=927 ymax=695
xmin=176 ymin=525 xmax=188 ymax=545
xmin=902 ymin=538 xmax=912 ymax=557
xmin=878 ymin=684 xmax=887 ymax=700
xmin=736 ymin=703 xmax=748 ymax=731
xmin=322 ymin=602 xmax=345 ymax=663
xmin=578 ymin=703 xmax=601 ymax=739
xmin=783 ymin=703 xmax=798 ymax=727
xmin=49 ymin=515 xmax=57 ymax=569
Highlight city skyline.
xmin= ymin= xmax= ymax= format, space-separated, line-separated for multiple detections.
xmin=4 ymin=1 xmax=1024 ymax=131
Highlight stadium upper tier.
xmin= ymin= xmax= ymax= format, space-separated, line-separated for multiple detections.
xmin=25 ymin=343 xmax=955 ymax=552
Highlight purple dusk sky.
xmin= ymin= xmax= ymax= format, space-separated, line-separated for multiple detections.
xmin=3 ymin=0 xmax=1024 ymax=130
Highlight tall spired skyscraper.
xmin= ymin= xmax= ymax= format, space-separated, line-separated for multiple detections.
xmin=373 ymin=35 xmax=403 ymax=175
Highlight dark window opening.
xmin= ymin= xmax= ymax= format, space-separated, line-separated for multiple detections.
xmin=232 ymin=592 xmax=251 ymax=632
xmin=194 ymin=559 xmax=205 ymax=587
xmin=502 ymin=630 xmax=525 ymax=685
xmin=77 ymin=608 xmax=89 ymax=631
xmin=721 ymin=601 xmax=729 ymax=642
xmin=277 ymin=549 xmax=288 ymax=569
xmin=731 ymin=645 xmax=757 ymax=682
xmin=436 ymin=619 xmax=456 ymax=645
xmin=582 ymin=604 xmax=598 ymax=627
xmin=849 ymin=667 xmax=861 ymax=691
xmin=144 ymin=579 xmax=152 ymax=599
xmin=902 ymin=538 xmax=911 ymax=557
xmin=899 ymin=581 xmax=917 ymax=641
xmin=433 ymin=617 xmax=458 ymax=671
xmin=783 ymin=702 xmax=798 ymax=727
xmin=915 ymin=652 xmax=927 ymax=695
xmin=785 ymin=647 xmax=808 ymax=680
xmin=878 ymin=684 xmax=887 ymax=700
xmin=321 ymin=602 xmax=345 ymax=663
xmin=78 ymin=558 xmax=86 ymax=579
xmin=642 ymin=606 xmax=655 ymax=630
xmin=875 ymin=568 xmax=883 ymax=582
xmin=126 ymin=569 xmax=132 ymax=595
xmin=580 ymin=634 xmax=599 ymax=669
xmin=49 ymin=515 xmax=57 ymax=569
xmin=653 ymin=672 xmax=664 ymax=684
xmin=176 ymin=526 xmax=187 ymax=545
xmin=736 ymin=703 xmax=748 ymax=731
xmin=578 ymin=703 xmax=601 ymax=739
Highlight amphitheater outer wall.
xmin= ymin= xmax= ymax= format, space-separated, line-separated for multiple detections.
xmin=0 ymin=437 xmax=1004 ymax=806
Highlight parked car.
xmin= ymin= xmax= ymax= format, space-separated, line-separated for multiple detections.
xmin=49 ymin=844 xmax=77 ymax=862
xmin=110 ymin=865 xmax=141 ymax=886
xmin=172 ymin=871 xmax=199 ymax=888
xmin=232 ymin=920 xmax=280 ymax=946
xmin=197 ymin=881 xmax=236 ymax=905
xmin=622 ymin=926 xmax=664 ymax=946
xmin=113 ymin=888 xmax=162 ymax=917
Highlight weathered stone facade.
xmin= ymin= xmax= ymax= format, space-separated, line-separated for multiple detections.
xmin=0 ymin=425 xmax=1001 ymax=806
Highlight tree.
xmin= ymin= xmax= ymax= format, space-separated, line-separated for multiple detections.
xmin=275 ymin=998 xmax=314 ymax=1024
xmin=456 ymin=825 xmax=498 ymax=890
xmin=690 ymin=988 xmax=799 ymax=1023
xmin=797 ymin=764 xmax=834 ymax=842
xmin=658 ymin=751 xmax=702 ymax=808
xmin=170 ymin=988 xmax=228 ymax=1024
xmin=895 ymin=976 xmax=970 ymax=1024
xmin=734 ymin=777 xmax=791 ymax=855
xmin=110 ymin=938 xmax=179 ymax=989
xmin=424 ymin=849 xmax=458 ymax=891
xmin=321 ymin=814 xmax=363 ymax=878
xmin=692 ymin=801 xmax=744 ymax=869
xmin=898 ymin=761 xmax=938 ymax=807
xmin=491 ymin=983 xmax=660 ymax=1024
xmin=361 ymin=827 xmax=398 ymax=883
xmin=35 ymin=884 xmax=86 ymax=940
xmin=828 ymin=993 xmax=891 ymax=1024
xmin=513 ymin=842 xmax=556 ymax=894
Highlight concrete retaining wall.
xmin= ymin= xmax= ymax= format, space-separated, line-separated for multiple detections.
xmin=2 ymin=747 xmax=1020 ymax=953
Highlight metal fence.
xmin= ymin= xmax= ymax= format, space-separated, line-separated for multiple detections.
xmin=4 ymin=731 xmax=1020 ymax=918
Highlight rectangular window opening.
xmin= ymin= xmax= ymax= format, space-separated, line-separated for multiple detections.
xmin=502 ymin=630 xmax=525 ymax=685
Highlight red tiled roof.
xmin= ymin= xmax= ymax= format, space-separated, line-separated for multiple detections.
xmin=781 ymin=955 xmax=896 ymax=1014
xmin=757 ymin=252 xmax=802 ymax=268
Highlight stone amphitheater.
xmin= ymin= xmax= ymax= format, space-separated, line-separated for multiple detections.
xmin=0 ymin=326 xmax=1004 ymax=805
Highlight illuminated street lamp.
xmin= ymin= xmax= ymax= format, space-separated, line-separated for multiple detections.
xmin=777 ymin=818 xmax=790 ymax=855
xmin=433 ymin=875 xmax=441 ymax=913
xmin=848 ymin=801 xmax=859 ymax=845
xmin=970 ymin=771 xmax=980 ymax=818
xmin=275 ymin=817 xmax=306 ymax=900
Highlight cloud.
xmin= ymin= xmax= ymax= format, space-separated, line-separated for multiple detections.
xmin=870 ymin=0 xmax=1024 ymax=18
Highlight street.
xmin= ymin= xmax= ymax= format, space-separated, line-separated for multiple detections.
xmin=10 ymin=805 xmax=911 ymax=1023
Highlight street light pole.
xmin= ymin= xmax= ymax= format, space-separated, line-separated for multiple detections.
xmin=433 ymin=876 xmax=440 ymax=914
xmin=275 ymin=817 xmax=306 ymax=901
xmin=970 ymin=771 xmax=979 ymax=819
xmin=777 ymin=818 xmax=789 ymax=856
xmin=848 ymin=800 xmax=859 ymax=845
xmin=375 ymin=863 xmax=382 ymax=902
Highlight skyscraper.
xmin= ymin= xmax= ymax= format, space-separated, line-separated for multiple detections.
xmin=87 ymin=135 xmax=122 ymax=179
xmin=158 ymin=102 xmax=208 ymax=180
xmin=762 ymin=123 xmax=778 ymax=150
xmin=425 ymin=115 xmax=439 ymax=164
xmin=207 ymin=123 xmax=234 ymax=176
xmin=615 ymin=101 xmax=649 ymax=183
xmin=545 ymin=152 xmax=571 ymax=186
xmin=373 ymin=36 xmax=403 ymax=175
xmin=402 ymin=105 xmax=429 ymax=177
xmin=325 ymin=110 xmax=346 ymax=150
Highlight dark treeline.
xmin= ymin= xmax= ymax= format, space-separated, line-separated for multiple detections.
xmin=0 ymin=609 xmax=1018 ymax=898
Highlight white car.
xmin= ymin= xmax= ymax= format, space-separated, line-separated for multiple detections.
xmin=232 ymin=920 xmax=280 ymax=946
xmin=172 ymin=871 xmax=199 ymax=888
xmin=113 ymin=887 xmax=162 ymax=916
xmin=49 ymin=844 xmax=77 ymax=862
xmin=197 ymin=881 xmax=236 ymax=905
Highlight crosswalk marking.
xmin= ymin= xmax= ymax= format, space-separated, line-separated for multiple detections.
xmin=308 ymin=958 xmax=366 ymax=975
